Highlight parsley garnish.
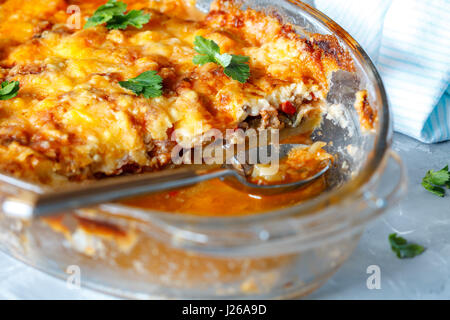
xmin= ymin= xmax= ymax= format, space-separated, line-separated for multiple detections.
xmin=421 ymin=165 xmax=450 ymax=197
xmin=0 ymin=81 xmax=20 ymax=100
xmin=84 ymin=0 xmax=150 ymax=30
xmin=389 ymin=233 xmax=425 ymax=259
xmin=192 ymin=36 xmax=250 ymax=83
xmin=119 ymin=71 xmax=163 ymax=98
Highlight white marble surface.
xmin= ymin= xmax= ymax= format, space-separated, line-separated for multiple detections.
xmin=0 ymin=133 xmax=449 ymax=300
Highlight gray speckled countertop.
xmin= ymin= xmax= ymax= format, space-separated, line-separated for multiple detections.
xmin=311 ymin=133 xmax=450 ymax=299
xmin=0 ymin=133 xmax=449 ymax=300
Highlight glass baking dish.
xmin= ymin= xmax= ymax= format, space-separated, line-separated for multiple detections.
xmin=0 ymin=0 xmax=406 ymax=299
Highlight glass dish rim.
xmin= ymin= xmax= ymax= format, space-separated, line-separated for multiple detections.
xmin=0 ymin=0 xmax=395 ymax=301
xmin=98 ymin=0 xmax=392 ymax=228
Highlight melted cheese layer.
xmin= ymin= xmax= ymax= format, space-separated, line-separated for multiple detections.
xmin=0 ymin=0 xmax=353 ymax=183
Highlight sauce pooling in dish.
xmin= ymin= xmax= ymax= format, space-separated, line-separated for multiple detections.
xmin=121 ymin=135 xmax=330 ymax=216
xmin=121 ymin=177 xmax=327 ymax=216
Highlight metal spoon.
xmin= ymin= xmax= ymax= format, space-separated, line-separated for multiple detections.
xmin=1 ymin=144 xmax=330 ymax=218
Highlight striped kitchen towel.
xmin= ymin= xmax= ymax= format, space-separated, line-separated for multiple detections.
xmin=306 ymin=0 xmax=450 ymax=143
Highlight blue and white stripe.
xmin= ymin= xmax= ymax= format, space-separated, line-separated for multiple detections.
xmin=309 ymin=0 xmax=450 ymax=143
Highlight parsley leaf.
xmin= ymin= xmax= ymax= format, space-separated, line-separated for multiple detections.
xmin=224 ymin=55 xmax=251 ymax=84
xmin=192 ymin=36 xmax=250 ymax=83
xmin=0 ymin=81 xmax=20 ymax=100
xmin=422 ymin=165 xmax=450 ymax=197
xmin=427 ymin=166 xmax=449 ymax=185
xmin=192 ymin=36 xmax=231 ymax=67
xmin=421 ymin=181 xmax=445 ymax=197
xmin=84 ymin=0 xmax=150 ymax=30
xmin=389 ymin=233 xmax=425 ymax=259
xmin=119 ymin=71 xmax=163 ymax=98
xmin=105 ymin=10 xmax=150 ymax=30
xmin=84 ymin=0 xmax=127 ymax=28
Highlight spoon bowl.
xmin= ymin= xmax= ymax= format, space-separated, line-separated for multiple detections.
xmin=222 ymin=143 xmax=331 ymax=196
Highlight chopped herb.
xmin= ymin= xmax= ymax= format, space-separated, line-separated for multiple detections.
xmin=192 ymin=36 xmax=250 ymax=83
xmin=224 ymin=55 xmax=251 ymax=84
xmin=192 ymin=36 xmax=231 ymax=67
xmin=422 ymin=182 xmax=446 ymax=197
xmin=0 ymin=81 xmax=20 ymax=100
xmin=106 ymin=9 xmax=150 ymax=30
xmin=389 ymin=233 xmax=425 ymax=259
xmin=119 ymin=71 xmax=163 ymax=98
xmin=84 ymin=0 xmax=150 ymax=30
xmin=422 ymin=165 xmax=450 ymax=197
xmin=84 ymin=0 xmax=127 ymax=28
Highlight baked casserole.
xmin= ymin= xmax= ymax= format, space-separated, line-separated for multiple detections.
xmin=0 ymin=0 xmax=375 ymax=215
xmin=0 ymin=0 xmax=392 ymax=300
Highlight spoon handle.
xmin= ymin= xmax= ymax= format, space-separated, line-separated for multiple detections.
xmin=2 ymin=166 xmax=233 ymax=219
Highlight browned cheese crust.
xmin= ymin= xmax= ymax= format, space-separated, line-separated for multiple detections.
xmin=0 ymin=0 xmax=354 ymax=184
